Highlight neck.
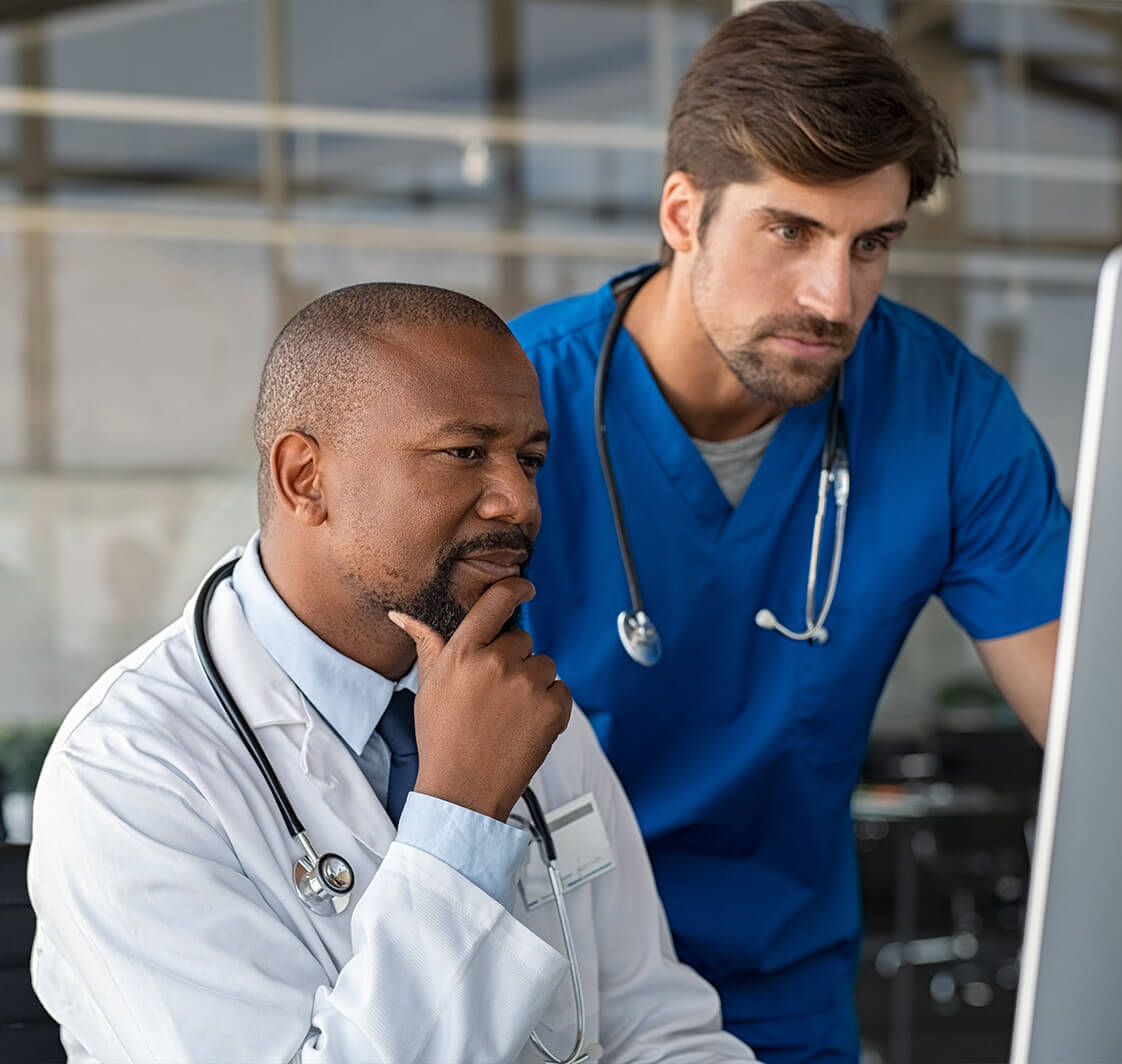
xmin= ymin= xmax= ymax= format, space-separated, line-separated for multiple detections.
xmin=259 ymin=530 xmax=417 ymax=681
xmin=623 ymin=263 xmax=784 ymax=441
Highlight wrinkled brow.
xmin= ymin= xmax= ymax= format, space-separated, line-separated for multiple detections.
xmin=431 ymin=419 xmax=550 ymax=445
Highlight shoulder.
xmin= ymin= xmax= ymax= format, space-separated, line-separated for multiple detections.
xmin=864 ymin=297 xmax=1004 ymax=397
xmin=854 ymin=298 xmax=1015 ymax=450
xmin=509 ymin=286 xmax=614 ymax=371
xmin=41 ymin=618 xmax=223 ymax=795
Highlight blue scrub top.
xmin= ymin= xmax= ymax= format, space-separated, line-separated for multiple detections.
xmin=510 ymin=269 xmax=1070 ymax=1033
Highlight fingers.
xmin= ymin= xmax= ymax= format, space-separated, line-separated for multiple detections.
xmin=386 ymin=610 xmax=447 ymax=675
xmin=448 ymin=577 xmax=536 ymax=651
xmin=548 ymin=678 xmax=573 ymax=728
xmin=521 ymin=651 xmax=558 ymax=688
xmin=492 ymin=627 xmax=534 ymax=661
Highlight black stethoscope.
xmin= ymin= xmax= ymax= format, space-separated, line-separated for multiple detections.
xmin=192 ymin=558 xmax=592 ymax=1063
xmin=594 ymin=265 xmax=851 ymax=665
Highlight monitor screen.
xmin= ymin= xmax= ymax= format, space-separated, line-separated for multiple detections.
xmin=1011 ymin=247 xmax=1122 ymax=1063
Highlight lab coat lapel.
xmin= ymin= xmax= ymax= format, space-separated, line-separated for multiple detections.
xmin=299 ymin=717 xmax=398 ymax=860
xmin=191 ymin=555 xmax=398 ymax=861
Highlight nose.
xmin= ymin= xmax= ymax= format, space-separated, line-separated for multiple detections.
xmin=476 ymin=454 xmax=541 ymax=529
xmin=797 ymin=247 xmax=854 ymax=324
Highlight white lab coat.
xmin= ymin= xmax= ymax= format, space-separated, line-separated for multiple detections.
xmin=28 ymin=551 xmax=757 ymax=1064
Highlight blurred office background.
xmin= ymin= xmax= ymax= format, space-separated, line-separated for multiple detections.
xmin=0 ymin=0 xmax=1117 ymax=1060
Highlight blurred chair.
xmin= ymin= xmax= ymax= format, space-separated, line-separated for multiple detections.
xmin=0 ymin=844 xmax=64 ymax=1062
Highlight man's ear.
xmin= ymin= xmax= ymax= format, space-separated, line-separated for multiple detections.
xmin=270 ymin=431 xmax=327 ymax=527
xmin=659 ymin=170 xmax=703 ymax=257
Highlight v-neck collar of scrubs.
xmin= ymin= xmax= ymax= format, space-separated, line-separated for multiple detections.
xmin=598 ymin=275 xmax=834 ymax=543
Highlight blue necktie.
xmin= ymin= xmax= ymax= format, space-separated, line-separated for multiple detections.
xmin=377 ymin=688 xmax=418 ymax=826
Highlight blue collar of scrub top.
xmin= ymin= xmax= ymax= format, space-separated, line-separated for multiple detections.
xmin=594 ymin=271 xmax=837 ymax=544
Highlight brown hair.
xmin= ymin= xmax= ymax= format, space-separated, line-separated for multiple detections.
xmin=662 ymin=0 xmax=958 ymax=261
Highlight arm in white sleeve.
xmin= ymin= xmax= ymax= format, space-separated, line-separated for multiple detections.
xmin=29 ymin=750 xmax=567 ymax=1064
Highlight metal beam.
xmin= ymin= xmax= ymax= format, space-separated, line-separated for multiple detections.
xmin=16 ymin=22 xmax=52 ymax=473
xmin=0 ymin=0 xmax=147 ymax=25
xmin=0 ymin=84 xmax=1119 ymax=187
xmin=0 ymin=201 xmax=1105 ymax=287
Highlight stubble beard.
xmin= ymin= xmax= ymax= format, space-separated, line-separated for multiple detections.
xmin=690 ymin=259 xmax=856 ymax=409
xmin=719 ymin=337 xmax=843 ymax=407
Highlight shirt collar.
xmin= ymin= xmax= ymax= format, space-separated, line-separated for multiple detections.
xmin=230 ymin=531 xmax=418 ymax=754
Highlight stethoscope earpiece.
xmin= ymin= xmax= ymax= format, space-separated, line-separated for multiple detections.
xmin=755 ymin=608 xmax=830 ymax=645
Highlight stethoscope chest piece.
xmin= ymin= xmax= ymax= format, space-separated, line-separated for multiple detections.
xmin=617 ymin=610 xmax=662 ymax=667
xmin=293 ymin=850 xmax=354 ymax=916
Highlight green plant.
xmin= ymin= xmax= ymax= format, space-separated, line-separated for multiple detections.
xmin=0 ymin=721 xmax=61 ymax=793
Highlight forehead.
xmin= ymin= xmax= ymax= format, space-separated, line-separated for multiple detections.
xmin=719 ymin=163 xmax=910 ymax=232
xmin=367 ymin=324 xmax=545 ymax=431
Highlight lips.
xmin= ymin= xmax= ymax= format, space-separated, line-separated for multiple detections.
xmin=455 ymin=549 xmax=529 ymax=581
xmin=771 ymin=335 xmax=841 ymax=361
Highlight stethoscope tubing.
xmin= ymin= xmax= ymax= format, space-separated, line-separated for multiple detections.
xmin=193 ymin=561 xmax=561 ymax=875
xmin=595 ymin=265 xmax=850 ymax=656
xmin=192 ymin=560 xmax=587 ymax=1061
xmin=594 ymin=264 xmax=660 ymax=617
xmin=194 ymin=558 xmax=306 ymax=840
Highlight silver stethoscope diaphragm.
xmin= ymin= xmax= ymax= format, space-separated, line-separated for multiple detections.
xmin=293 ymin=831 xmax=354 ymax=916
xmin=616 ymin=610 xmax=662 ymax=667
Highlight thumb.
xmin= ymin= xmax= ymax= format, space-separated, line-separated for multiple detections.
xmin=386 ymin=610 xmax=446 ymax=675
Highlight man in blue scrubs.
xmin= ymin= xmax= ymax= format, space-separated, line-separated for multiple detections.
xmin=509 ymin=3 xmax=1068 ymax=1061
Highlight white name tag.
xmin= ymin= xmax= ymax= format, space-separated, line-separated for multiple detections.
xmin=518 ymin=792 xmax=616 ymax=911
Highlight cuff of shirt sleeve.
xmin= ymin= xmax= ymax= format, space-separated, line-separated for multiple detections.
xmin=395 ymin=792 xmax=530 ymax=911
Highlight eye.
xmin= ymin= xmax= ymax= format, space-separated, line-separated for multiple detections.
xmin=445 ymin=446 xmax=484 ymax=461
xmin=855 ymin=235 xmax=889 ymax=258
xmin=775 ymin=224 xmax=803 ymax=242
xmin=519 ymin=452 xmax=546 ymax=475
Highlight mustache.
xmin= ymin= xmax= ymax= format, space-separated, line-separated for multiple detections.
xmin=445 ymin=528 xmax=535 ymax=568
xmin=752 ymin=313 xmax=856 ymax=348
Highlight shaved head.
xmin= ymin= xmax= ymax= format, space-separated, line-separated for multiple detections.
xmin=253 ymin=282 xmax=514 ymax=522
xmin=251 ymin=281 xmax=546 ymax=679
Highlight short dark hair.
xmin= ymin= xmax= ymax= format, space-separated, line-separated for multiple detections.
xmin=253 ymin=282 xmax=513 ymax=523
xmin=662 ymin=0 xmax=958 ymax=262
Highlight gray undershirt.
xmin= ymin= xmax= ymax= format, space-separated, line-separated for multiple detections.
xmin=691 ymin=416 xmax=782 ymax=507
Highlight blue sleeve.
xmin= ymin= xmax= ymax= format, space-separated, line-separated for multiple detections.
xmin=394 ymin=792 xmax=530 ymax=911
xmin=937 ymin=373 xmax=1070 ymax=640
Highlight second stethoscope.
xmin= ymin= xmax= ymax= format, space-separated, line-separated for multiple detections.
xmin=192 ymin=559 xmax=591 ymax=1064
xmin=594 ymin=265 xmax=851 ymax=666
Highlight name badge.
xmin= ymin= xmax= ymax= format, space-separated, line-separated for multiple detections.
xmin=518 ymin=792 xmax=616 ymax=911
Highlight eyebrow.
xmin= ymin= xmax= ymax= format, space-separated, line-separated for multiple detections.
xmin=753 ymin=207 xmax=909 ymax=242
xmin=432 ymin=419 xmax=551 ymax=445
